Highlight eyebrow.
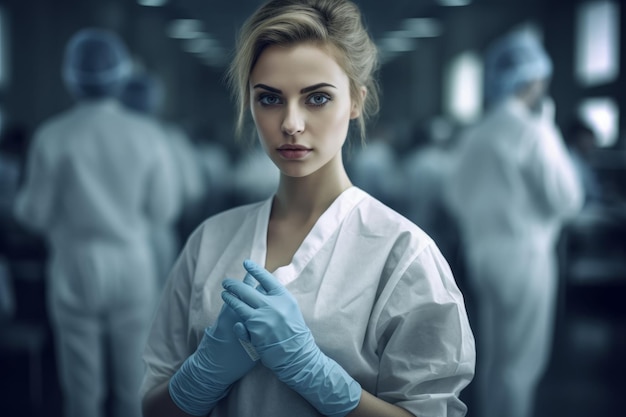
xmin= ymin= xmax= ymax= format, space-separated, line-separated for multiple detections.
xmin=253 ymin=82 xmax=337 ymax=94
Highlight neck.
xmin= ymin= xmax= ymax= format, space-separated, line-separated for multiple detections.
xmin=272 ymin=157 xmax=352 ymax=221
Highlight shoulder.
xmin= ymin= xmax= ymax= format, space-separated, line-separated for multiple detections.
xmin=29 ymin=109 xmax=79 ymax=158
xmin=204 ymin=200 xmax=265 ymax=226
xmin=185 ymin=200 xmax=267 ymax=246
xmin=347 ymin=191 xmax=439 ymax=276
xmin=34 ymin=108 xmax=76 ymax=140
xmin=108 ymin=106 xmax=164 ymax=137
xmin=351 ymin=192 xmax=431 ymax=243
xmin=352 ymin=192 xmax=457 ymax=278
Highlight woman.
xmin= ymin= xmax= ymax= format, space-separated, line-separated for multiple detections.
xmin=141 ymin=1 xmax=475 ymax=416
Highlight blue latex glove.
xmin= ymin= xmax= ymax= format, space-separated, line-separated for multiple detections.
xmin=221 ymin=259 xmax=362 ymax=417
xmin=169 ymin=273 xmax=259 ymax=416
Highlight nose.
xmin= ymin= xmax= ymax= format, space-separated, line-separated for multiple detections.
xmin=281 ymin=104 xmax=305 ymax=136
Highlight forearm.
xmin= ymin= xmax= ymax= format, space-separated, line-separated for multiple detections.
xmin=348 ymin=390 xmax=416 ymax=417
xmin=142 ymin=381 xmax=415 ymax=417
xmin=142 ymin=380 xmax=199 ymax=417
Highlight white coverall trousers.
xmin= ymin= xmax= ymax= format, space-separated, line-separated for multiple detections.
xmin=48 ymin=239 xmax=156 ymax=417
xmin=468 ymin=242 xmax=557 ymax=417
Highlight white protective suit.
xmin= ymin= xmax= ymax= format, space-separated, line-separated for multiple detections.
xmin=231 ymin=145 xmax=279 ymax=204
xmin=151 ymin=122 xmax=205 ymax=288
xmin=402 ymin=144 xmax=456 ymax=257
xmin=14 ymin=99 xmax=178 ymax=417
xmin=445 ymin=97 xmax=584 ymax=417
xmin=349 ymin=140 xmax=403 ymax=208
xmin=142 ymin=186 xmax=476 ymax=417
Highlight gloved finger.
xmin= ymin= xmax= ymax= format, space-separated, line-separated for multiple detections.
xmin=243 ymin=272 xmax=257 ymax=288
xmin=216 ymin=301 xmax=231 ymax=317
xmin=235 ymin=323 xmax=260 ymax=361
xmin=243 ymin=259 xmax=284 ymax=294
xmin=222 ymin=278 xmax=266 ymax=308
xmin=226 ymin=273 xmax=257 ymax=288
xmin=221 ymin=290 xmax=256 ymax=320
xmin=233 ymin=322 xmax=250 ymax=342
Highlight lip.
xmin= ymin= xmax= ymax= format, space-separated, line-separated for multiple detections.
xmin=277 ymin=144 xmax=312 ymax=160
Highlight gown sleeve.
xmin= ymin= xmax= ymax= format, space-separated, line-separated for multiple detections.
xmin=375 ymin=242 xmax=476 ymax=417
xmin=140 ymin=226 xmax=202 ymax=398
xmin=521 ymin=117 xmax=584 ymax=219
xmin=13 ymin=131 xmax=60 ymax=232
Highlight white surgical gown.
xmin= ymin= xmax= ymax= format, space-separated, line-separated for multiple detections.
xmin=445 ymin=97 xmax=583 ymax=417
xmin=14 ymin=99 xmax=179 ymax=417
xmin=142 ymin=186 xmax=475 ymax=417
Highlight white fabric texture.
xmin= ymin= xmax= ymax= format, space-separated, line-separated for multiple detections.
xmin=445 ymin=97 xmax=583 ymax=257
xmin=14 ymin=98 xmax=179 ymax=417
xmin=444 ymin=97 xmax=583 ymax=417
xmin=142 ymin=186 xmax=475 ymax=417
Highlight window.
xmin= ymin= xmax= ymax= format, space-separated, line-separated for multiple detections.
xmin=444 ymin=51 xmax=483 ymax=124
xmin=575 ymin=1 xmax=620 ymax=86
xmin=0 ymin=6 xmax=7 ymax=88
xmin=578 ymin=98 xmax=619 ymax=147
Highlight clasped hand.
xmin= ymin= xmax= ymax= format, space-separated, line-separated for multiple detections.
xmin=221 ymin=260 xmax=362 ymax=417
xmin=221 ymin=259 xmax=310 ymax=350
xmin=168 ymin=272 xmax=259 ymax=415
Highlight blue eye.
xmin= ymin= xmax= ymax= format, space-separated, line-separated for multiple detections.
xmin=307 ymin=93 xmax=331 ymax=107
xmin=258 ymin=94 xmax=282 ymax=106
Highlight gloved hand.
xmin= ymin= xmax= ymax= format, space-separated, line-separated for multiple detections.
xmin=169 ymin=273 xmax=259 ymax=416
xmin=221 ymin=259 xmax=362 ymax=417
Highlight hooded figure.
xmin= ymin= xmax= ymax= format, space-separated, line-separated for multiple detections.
xmin=445 ymin=29 xmax=584 ymax=417
xmin=14 ymin=28 xmax=178 ymax=417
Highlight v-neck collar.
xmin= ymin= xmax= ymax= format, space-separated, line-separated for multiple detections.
xmin=250 ymin=186 xmax=368 ymax=286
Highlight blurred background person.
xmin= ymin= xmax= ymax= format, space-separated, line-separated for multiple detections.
xmin=564 ymin=117 xmax=604 ymax=208
xmin=121 ymin=70 xmax=204 ymax=287
xmin=229 ymin=140 xmax=279 ymax=206
xmin=194 ymin=130 xmax=234 ymax=218
xmin=12 ymin=28 xmax=178 ymax=417
xmin=0 ymin=124 xmax=29 ymax=211
xmin=348 ymin=122 xmax=405 ymax=210
xmin=401 ymin=116 xmax=460 ymax=262
xmin=444 ymin=29 xmax=584 ymax=417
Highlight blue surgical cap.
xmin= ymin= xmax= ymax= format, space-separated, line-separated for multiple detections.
xmin=120 ymin=73 xmax=164 ymax=115
xmin=484 ymin=30 xmax=552 ymax=106
xmin=62 ymin=28 xmax=132 ymax=99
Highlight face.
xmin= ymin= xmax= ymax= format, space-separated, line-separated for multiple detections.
xmin=249 ymin=42 xmax=361 ymax=179
xmin=524 ymin=78 xmax=549 ymax=112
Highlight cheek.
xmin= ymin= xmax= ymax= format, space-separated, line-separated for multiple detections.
xmin=320 ymin=106 xmax=352 ymax=136
xmin=252 ymin=110 xmax=277 ymax=139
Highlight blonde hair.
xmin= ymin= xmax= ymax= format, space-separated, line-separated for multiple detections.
xmin=226 ymin=0 xmax=380 ymax=142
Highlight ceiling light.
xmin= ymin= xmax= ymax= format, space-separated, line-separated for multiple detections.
xmin=437 ymin=0 xmax=472 ymax=6
xmin=138 ymin=0 xmax=168 ymax=6
xmin=401 ymin=18 xmax=443 ymax=37
xmin=182 ymin=37 xmax=219 ymax=54
xmin=380 ymin=36 xmax=417 ymax=52
xmin=167 ymin=19 xmax=204 ymax=39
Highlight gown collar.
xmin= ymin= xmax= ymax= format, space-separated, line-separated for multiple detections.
xmin=251 ymin=186 xmax=368 ymax=286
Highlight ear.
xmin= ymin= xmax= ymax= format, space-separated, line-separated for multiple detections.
xmin=350 ymin=86 xmax=367 ymax=119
